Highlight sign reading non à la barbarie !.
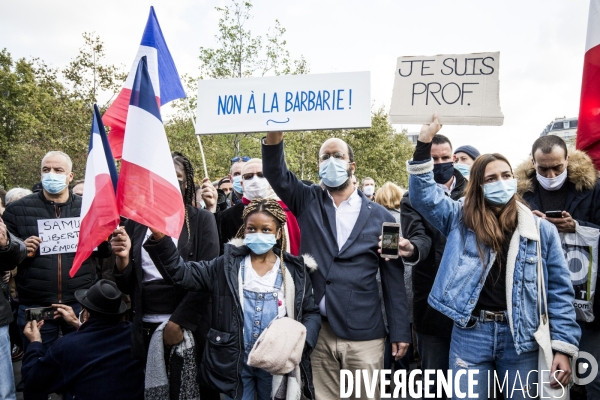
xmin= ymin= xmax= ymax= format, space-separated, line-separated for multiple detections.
xmin=195 ymin=72 xmax=372 ymax=134
xmin=389 ymin=52 xmax=504 ymax=126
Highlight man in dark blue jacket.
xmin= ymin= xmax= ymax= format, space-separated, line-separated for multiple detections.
xmin=262 ymin=132 xmax=410 ymax=400
xmin=21 ymin=279 xmax=144 ymax=400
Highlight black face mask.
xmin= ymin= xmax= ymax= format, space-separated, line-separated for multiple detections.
xmin=433 ymin=162 xmax=454 ymax=184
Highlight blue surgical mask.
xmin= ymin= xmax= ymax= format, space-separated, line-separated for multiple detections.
xmin=483 ymin=178 xmax=517 ymax=205
xmin=233 ymin=175 xmax=243 ymax=194
xmin=244 ymin=233 xmax=277 ymax=255
xmin=454 ymin=163 xmax=471 ymax=178
xmin=42 ymin=173 xmax=68 ymax=194
xmin=319 ymin=158 xmax=349 ymax=188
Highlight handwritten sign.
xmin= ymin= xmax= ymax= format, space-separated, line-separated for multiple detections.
xmin=37 ymin=218 xmax=82 ymax=255
xmin=389 ymin=52 xmax=504 ymax=126
xmin=195 ymin=72 xmax=371 ymax=134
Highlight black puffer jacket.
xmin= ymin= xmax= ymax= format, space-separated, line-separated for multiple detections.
xmin=2 ymin=191 xmax=108 ymax=305
xmin=144 ymin=237 xmax=321 ymax=400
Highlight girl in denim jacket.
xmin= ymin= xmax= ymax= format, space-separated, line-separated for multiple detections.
xmin=404 ymin=116 xmax=580 ymax=400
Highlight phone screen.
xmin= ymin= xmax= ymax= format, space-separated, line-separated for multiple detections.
xmin=25 ymin=307 xmax=54 ymax=321
xmin=381 ymin=225 xmax=401 ymax=256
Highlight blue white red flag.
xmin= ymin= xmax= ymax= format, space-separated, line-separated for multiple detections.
xmin=70 ymin=105 xmax=120 ymax=278
xmin=578 ymin=0 xmax=600 ymax=169
xmin=103 ymin=6 xmax=185 ymax=160
xmin=116 ymin=56 xmax=184 ymax=239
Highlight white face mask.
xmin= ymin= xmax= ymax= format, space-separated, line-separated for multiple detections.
xmin=536 ymin=168 xmax=568 ymax=191
xmin=363 ymin=186 xmax=375 ymax=196
xmin=243 ymin=176 xmax=271 ymax=200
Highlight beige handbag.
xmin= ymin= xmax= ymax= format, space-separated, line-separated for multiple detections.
xmin=534 ymin=218 xmax=570 ymax=400
xmin=247 ymin=316 xmax=307 ymax=375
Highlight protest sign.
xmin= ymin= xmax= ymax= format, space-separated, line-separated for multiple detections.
xmin=389 ymin=52 xmax=504 ymax=126
xmin=38 ymin=217 xmax=82 ymax=255
xmin=195 ymin=72 xmax=371 ymax=134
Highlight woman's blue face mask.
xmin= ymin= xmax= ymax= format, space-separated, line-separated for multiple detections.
xmin=483 ymin=178 xmax=517 ymax=205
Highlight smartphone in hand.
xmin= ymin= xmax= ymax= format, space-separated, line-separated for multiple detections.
xmin=381 ymin=222 xmax=401 ymax=259
xmin=545 ymin=211 xmax=563 ymax=218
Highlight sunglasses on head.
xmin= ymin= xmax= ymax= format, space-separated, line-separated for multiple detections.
xmin=242 ymin=172 xmax=264 ymax=180
xmin=231 ymin=156 xmax=251 ymax=164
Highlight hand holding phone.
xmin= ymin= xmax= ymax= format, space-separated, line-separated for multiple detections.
xmin=381 ymin=222 xmax=401 ymax=259
xmin=545 ymin=211 xmax=563 ymax=219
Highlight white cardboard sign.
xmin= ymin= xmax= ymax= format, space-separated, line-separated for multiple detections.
xmin=389 ymin=52 xmax=504 ymax=126
xmin=37 ymin=218 xmax=82 ymax=255
xmin=195 ymin=72 xmax=372 ymax=134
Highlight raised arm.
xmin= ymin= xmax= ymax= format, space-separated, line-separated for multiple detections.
xmin=407 ymin=115 xmax=462 ymax=237
xmin=143 ymin=234 xmax=218 ymax=293
xmin=262 ymin=132 xmax=316 ymax=217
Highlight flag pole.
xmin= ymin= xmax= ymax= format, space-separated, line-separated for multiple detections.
xmin=185 ymin=98 xmax=209 ymax=178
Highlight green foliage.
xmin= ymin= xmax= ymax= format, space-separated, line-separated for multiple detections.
xmin=0 ymin=6 xmax=414 ymax=191
xmin=0 ymin=33 xmax=125 ymax=189
xmin=197 ymin=0 xmax=308 ymax=79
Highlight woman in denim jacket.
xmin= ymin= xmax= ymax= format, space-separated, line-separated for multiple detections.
xmin=405 ymin=116 xmax=580 ymax=399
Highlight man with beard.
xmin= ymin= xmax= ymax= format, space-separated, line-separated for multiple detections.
xmin=262 ymin=134 xmax=411 ymax=400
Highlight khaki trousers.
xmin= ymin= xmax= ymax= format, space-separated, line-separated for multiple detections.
xmin=312 ymin=320 xmax=385 ymax=400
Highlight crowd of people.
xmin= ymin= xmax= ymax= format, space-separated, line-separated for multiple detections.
xmin=0 ymin=116 xmax=599 ymax=400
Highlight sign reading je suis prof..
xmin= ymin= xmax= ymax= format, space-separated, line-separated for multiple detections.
xmin=389 ymin=52 xmax=504 ymax=126
xmin=195 ymin=72 xmax=372 ymax=134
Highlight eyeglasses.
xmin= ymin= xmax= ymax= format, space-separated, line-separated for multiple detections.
xmin=231 ymin=156 xmax=251 ymax=164
xmin=318 ymin=152 xmax=346 ymax=162
xmin=242 ymin=172 xmax=264 ymax=180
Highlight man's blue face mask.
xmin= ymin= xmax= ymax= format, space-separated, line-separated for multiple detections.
xmin=319 ymin=158 xmax=350 ymax=188
xmin=42 ymin=173 xmax=68 ymax=194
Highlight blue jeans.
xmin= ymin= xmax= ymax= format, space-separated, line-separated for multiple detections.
xmin=417 ymin=331 xmax=451 ymax=399
xmin=450 ymin=319 xmax=538 ymax=400
xmin=577 ymin=324 xmax=600 ymax=399
xmin=0 ymin=325 xmax=16 ymax=400
xmin=225 ymin=353 xmax=273 ymax=400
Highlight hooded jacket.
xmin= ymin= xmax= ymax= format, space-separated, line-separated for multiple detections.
xmin=143 ymin=237 xmax=321 ymax=400
xmin=515 ymin=149 xmax=600 ymax=328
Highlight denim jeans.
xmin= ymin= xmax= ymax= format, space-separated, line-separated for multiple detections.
xmin=578 ymin=324 xmax=600 ymax=399
xmin=417 ymin=331 xmax=451 ymax=399
xmin=224 ymin=353 xmax=273 ymax=400
xmin=0 ymin=325 xmax=16 ymax=400
xmin=449 ymin=318 xmax=538 ymax=400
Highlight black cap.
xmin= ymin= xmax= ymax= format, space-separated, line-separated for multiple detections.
xmin=75 ymin=280 xmax=127 ymax=315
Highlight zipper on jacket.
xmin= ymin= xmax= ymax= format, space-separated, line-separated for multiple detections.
xmin=225 ymin=257 xmax=243 ymax=399
xmin=55 ymin=205 xmax=62 ymax=303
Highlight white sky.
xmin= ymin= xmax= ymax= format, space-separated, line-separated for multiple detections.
xmin=0 ymin=0 xmax=589 ymax=167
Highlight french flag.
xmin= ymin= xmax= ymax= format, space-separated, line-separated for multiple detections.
xmin=70 ymin=105 xmax=120 ymax=278
xmin=578 ymin=0 xmax=600 ymax=169
xmin=117 ymin=56 xmax=184 ymax=239
xmin=103 ymin=6 xmax=185 ymax=160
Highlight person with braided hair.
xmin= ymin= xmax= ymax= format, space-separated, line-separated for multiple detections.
xmin=111 ymin=152 xmax=221 ymax=400
xmin=142 ymin=198 xmax=321 ymax=400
